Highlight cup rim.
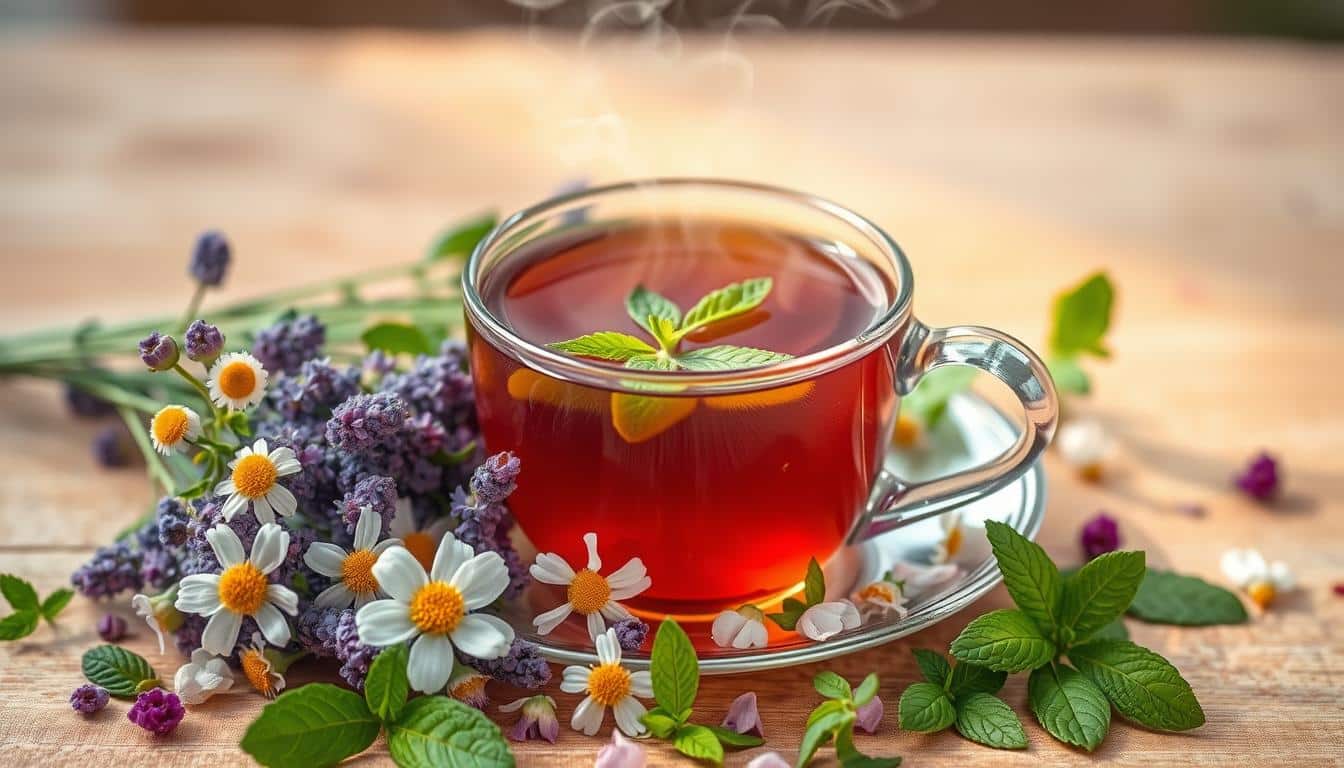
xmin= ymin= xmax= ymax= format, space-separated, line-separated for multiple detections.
xmin=462 ymin=178 xmax=914 ymax=394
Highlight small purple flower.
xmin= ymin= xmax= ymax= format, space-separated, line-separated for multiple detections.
xmin=1235 ymin=452 xmax=1280 ymax=502
xmin=70 ymin=684 xmax=109 ymax=714
xmin=92 ymin=425 xmax=132 ymax=468
xmin=855 ymin=694 xmax=884 ymax=734
xmin=362 ymin=349 xmax=397 ymax=381
xmin=71 ymin=540 xmax=143 ymax=598
xmin=155 ymin=498 xmax=191 ymax=547
xmin=612 ymin=617 xmax=649 ymax=652
xmin=471 ymin=451 xmax=520 ymax=505
xmin=65 ymin=384 xmax=114 ymax=419
xmin=184 ymin=320 xmax=224 ymax=364
xmin=253 ymin=313 xmax=326 ymax=376
xmin=127 ymin=688 xmax=185 ymax=735
xmin=462 ymin=638 xmax=551 ymax=690
xmin=722 ymin=691 xmax=764 ymax=738
xmin=335 ymin=609 xmax=381 ymax=690
xmin=326 ymin=392 xmax=408 ymax=453
xmin=97 ymin=613 xmax=128 ymax=641
xmin=1080 ymin=513 xmax=1121 ymax=560
xmin=189 ymin=230 xmax=231 ymax=287
xmin=138 ymin=331 xmax=180 ymax=372
xmin=337 ymin=475 xmax=398 ymax=536
xmin=502 ymin=695 xmax=559 ymax=743
xmin=297 ymin=604 xmax=345 ymax=658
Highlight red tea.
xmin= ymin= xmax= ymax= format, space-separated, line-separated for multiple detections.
xmin=469 ymin=221 xmax=898 ymax=615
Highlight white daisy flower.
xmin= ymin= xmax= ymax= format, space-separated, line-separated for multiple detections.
xmin=1056 ymin=418 xmax=1113 ymax=481
xmin=797 ymin=600 xmax=861 ymax=642
xmin=238 ymin=632 xmax=287 ymax=698
xmin=207 ymin=351 xmax=269 ymax=410
xmin=131 ymin=587 xmax=182 ymax=655
xmin=214 ymin=438 xmax=301 ymax=525
xmin=173 ymin=648 xmax=234 ymax=705
xmin=148 ymin=405 xmax=201 ymax=456
xmin=560 ymin=628 xmax=653 ymax=737
xmin=388 ymin=497 xmax=453 ymax=572
xmin=175 ymin=523 xmax=300 ymax=657
xmin=933 ymin=513 xmax=993 ymax=566
xmin=1221 ymin=548 xmax=1294 ymax=609
xmin=711 ymin=604 xmax=769 ymax=649
xmin=356 ymin=535 xmax=515 ymax=694
xmin=851 ymin=579 xmax=909 ymax=621
xmin=530 ymin=532 xmax=651 ymax=642
xmin=303 ymin=506 xmax=402 ymax=609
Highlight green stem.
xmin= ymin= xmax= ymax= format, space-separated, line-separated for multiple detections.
xmin=172 ymin=364 xmax=223 ymax=429
xmin=179 ymin=283 xmax=207 ymax=335
xmin=117 ymin=405 xmax=177 ymax=494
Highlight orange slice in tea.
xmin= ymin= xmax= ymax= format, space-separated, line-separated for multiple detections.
xmin=610 ymin=392 xmax=698 ymax=444
xmin=701 ymin=381 xmax=816 ymax=411
xmin=507 ymin=368 xmax=607 ymax=412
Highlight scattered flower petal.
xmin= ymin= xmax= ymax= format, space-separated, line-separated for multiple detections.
xmin=239 ymin=632 xmax=287 ymax=698
xmin=174 ymin=648 xmax=235 ymax=705
xmin=855 ymin=694 xmax=884 ymax=734
xmin=1234 ymin=452 xmax=1280 ymax=501
xmin=132 ymin=589 xmax=182 ymax=655
xmin=594 ymin=729 xmax=647 ymax=768
xmin=797 ymin=600 xmax=861 ymax=642
xmin=746 ymin=753 xmax=791 ymax=768
xmin=501 ymin=695 xmax=559 ymax=743
xmin=711 ymin=605 xmax=769 ymax=649
xmin=722 ymin=691 xmax=764 ymax=737
xmin=1056 ymin=418 xmax=1112 ymax=481
xmin=1080 ymin=513 xmax=1120 ymax=560
xmin=530 ymin=532 xmax=651 ymax=643
xmin=97 ymin=613 xmax=127 ymax=642
xmin=934 ymin=513 xmax=992 ymax=566
xmin=885 ymin=561 xmax=960 ymax=600
xmin=449 ymin=665 xmax=491 ymax=711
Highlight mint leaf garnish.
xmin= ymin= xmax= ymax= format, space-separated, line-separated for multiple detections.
xmin=766 ymin=558 xmax=827 ymax=631
xmin=1027 ymin=663 xmax=1110 ymax=752
xmin=1050 ymin=272 xmax=1114 ymax=358
xmin=386 ymin=696 xmax=514 ymax=768
xmin=950 ymin=609 xmax=1056 ymax=672
xmin=364 ymin=643 xmax=410 ymax=722
xmin=677 ymin=277 xmax=773 ymax=340
xmin=800 ymin=673 xmax=901 ymax=766
xmin=39 ymin=588 xmax=73 ymax=623
xmin=1069 ymin=639 xmax=1204 ymax=732
xmin=642 ymin=710 xmax=679 ymax=739
xmin=946 ymin=659 xmax=1007 ymax=697
xmin=548 ymin=332 xmax=656 ymax=361
xmin=627 ymin=285 xmax=682 ymax=335
xmin=1060 ymin=550 xmax=1146 ymax=641
xmin=0 ymin=611 xmax=38 ymax=641
xmin=898 ymin=682 xmax=956 ymax=733
xmin=912 ymin=648 xmax=951 ymax=686
xmin=814 ymin=671 xmax=853 ymax=700
xmin=650 ymin=618 xmax=699 ymax=723
xmin=984 ymin=520 xmax=1062 ymax=634
xmin=676 ymin=345 xmax=793 ymax=371
xmin=1094 ymin=618 xmax=1130 ymax=641
xmin=853 ymin=673 xmax=880 ymax=707
xmin=799 ymin=708 xmax=853 ymax=767
xmin=0 ymin=574 xmax=38 ymax=611
xmin=954 ymin=692 xmax=1028 ymax=750
xmin=82 ymin=645 xmax=158 ymax=699
xmin=673 ymin=724 xmax=724 ymax=764
xmin=1128 ymin=568 xmax=1248 ymax=626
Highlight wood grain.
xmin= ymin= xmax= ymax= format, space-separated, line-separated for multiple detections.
xmin=1 ymin=30 xmax=1342 ymax=766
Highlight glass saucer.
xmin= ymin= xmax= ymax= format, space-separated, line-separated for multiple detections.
xmin=497 ymin=391 xmax=1044 ymax=675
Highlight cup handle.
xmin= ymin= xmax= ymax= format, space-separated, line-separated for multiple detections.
xmin=847 ymin=319 xmax=1059 ymax=544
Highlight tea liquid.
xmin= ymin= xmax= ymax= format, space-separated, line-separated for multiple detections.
xmin=471 ymin=221 xmax=897 ymax=614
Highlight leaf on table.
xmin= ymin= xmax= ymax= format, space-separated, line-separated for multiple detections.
xmin=1060 ymin=550 xmax=1147 ymax=641
xmin=1027 ymin=663 xmax=1111 ymax=752
xmin=911 ymin=648 xmax=951 ymax=687
xmin=953 ymin=692 xmax=1027 ymax=750
xmin=1047 ymin=356 xmax=1091 ymax=395
xmin=813 ymin=670 xmax=853 ymax=700
xmin=363 ymin=643 xmax=409 ymax=722
xmin=81 ymin=644 xmax=157 ymax=699
xmin=386 ymin=695 xmax=514 ymax=768
xmin=362 ymin=322 xmax=433 ymax=356
xmin=950 ymin=609 xmax=1056 ymax=673
xmin=1128 ymin=568 xmax=1249 ymax=626
xmin=0 ymin=574 xmax=39 ymax=611
xmin=1069 ymin=639 xmax=1205 ymax=732
xmin=40 ymin=588 xmax=73 ymax=622
xmin=673 ymin=724 xmax=724 ymax=765
xmin=650 ymin=618 xmax=699 ymax=720
xmin=0 ymin=610 xmax=39 ymax=641
xmin=946 ymin=660 xmax=1008 ymax=698
xmin=427 ymin=213 xmax=497 ymax=262
xmin=898 ymin=682 xmax=956 ymax=733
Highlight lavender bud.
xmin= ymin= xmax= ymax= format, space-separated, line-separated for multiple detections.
xmin=92 ymin=426 xmax=132 ymax=468
xmin=184 ymin=320 xmax=225 ymax=364
xmin=138 ymin=331 xmax=180 ymax=372
xmin=64 ymin=384 xmax=114 ymax=419
xmin=189 ymin=231 xmax=231 ymax=287
xmin=97 ymin=613 xmax=128 ymax=641
xmin=70 ymin=684 xmax=110 ymax=714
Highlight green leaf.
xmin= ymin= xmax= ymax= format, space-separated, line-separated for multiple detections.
xmin=1047 ymin=356 xmax=1091 ymax=395
xmin=947 ymin=661 xmax=1007 ymax=697
xmin=39 ymin=588 xmax=73 ymax=622
xmin=853 ymin=673 xmax=880 ymax=707
xmin=386 ymin=695 xmax=514 ymax=768
xmin=651 ymin=618 xmax=699 ymax=720
xmin=362 ymin=322 xmax=434 ymax=356
xmin=912 ymin=649 xmax=951 ymax=686
xmin=1027 ymin=663 xmax=1111 ymax=752
xmin=135 ymin=678 xmax=163 ymax=694
xmin=427 ymin=213 xmax=497 ymax=262
xmin=549 ymin=332 xmax=657 ymax=362
xmin=0 ymin=574 xmax=39 ymax=611
xmin=984 ymin=520 xmax=1062 ymax=634
xmin=767 ymin=597 xmax=808 ymax=631
xmin=1060 ymin=550 xmax=1146 ymax=641
xmin=678 ymin=277 xmax=773 ymax=337
xmin=1128 ymin=568 xmax=1249 ymax=626
xmin=627 ymin=285 xmax=682 ymax=335
xmin=950 ymin=609 xmax=1056 ymax=673
xmin=805 ymin=698 xmax=848 ymax=728
xmin=240 ymin=683 xmax=381 ymax=767
xmin=674 ymin=724 xmax=725 ymax=765
xmin=798 ymin=709 xmax=853 ymax=768
xmin=1070 ymin=639 xmax=1205 ymax=731
xmin=624 ymin=354 xmax=678 ymax=372
xmin=704 ymin=724 xmax=764 ymax=747
xmin=953 ymin=692 xmax=1027 ymax=749
xmin=642 ymin=711 xmax=680 ymax=739
xmin=675 ymin=345 xmax=792 ymax=372
xmin=364 ymin=643 xmax=409 ymax=722
xmin=0 ymin=610 xmax=38 ymax=640
xmin=228 ymin=410 xmax=253 ymax=438
xmin=81 ymin=644 xmax=157 ymax=699
xmin=834 ymin=726 xmax=902 ymax=767
xmin=902 ymin=366 xmax=976 ymax=426
xmin=803 ymin=557 xmax=826 ymax=606
xmin=1049 ymin=272 xmax=1115 ymax=359
xmin=814 ymin=671 xmax=853 ymax=700
xmin=1094 ymin=618 xmax=1130 ymax=641
xmin=898 ymin=682 xmax=956 ymax=733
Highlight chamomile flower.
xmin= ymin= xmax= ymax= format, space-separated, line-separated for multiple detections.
xmin=933 ymin=513 xmax=992 ymax=566
xmin=356 ymin=535 xmax=515 ymax=694
xmin=214 ymin=438 xmax=301 ymax=525
xmin=851 ymin=579 xmax=909 ymax=621
xmin=207 ymin=351 xmax=269 ymax=410
xmin=1221 ymin=548 xmax=1294 ymax=609
xmin=148 ymin=405 xmax=201 ymax=456
xmin=174 ymin=523 xmax=300 ymax=657
xmin=131 ymin=587 xmax=183 ymax=655
xmin=797 ymin=600 xmax=861 ymax=642
xmin=303 ymin=506 xmax=402 ymax=609
xmin=388 ymin=497 xmax=453 ymax=572
xmin=560 ymin=628 xmax=653 ymax=737
xmin=173 ymin=648 xmax=234 ymax=705
xmin=238 ymin=632 xmax=286 ymax=698
xmin=530 ymin=532 xmax=651 ymax=642
xmin=711 ymin=605 xmax=769 ymax=649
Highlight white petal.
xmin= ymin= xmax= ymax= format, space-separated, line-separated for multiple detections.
xmin=267 ymin=485 xmax=298 ymax=518
xmin=1269 ymin=561 xmax=1295 ymax=590
xmin=532 ymin=603 xmax=573 ymax=635
xmin=450 ymin=552 xmax=510 ymax=610
xmin=431 ymin=534 xmax=475 ymax=584
xmin=630 ymin=670 xmax=653 ymax=698
xmin=356 ymin=600 xmax=419 ymax=647
xmin=741 ymin=619 xmax=769 ymax=649
xmin=354 ymin=591 xmax=375 ymax=609
xmin=407 ymin=633 xmax=455 ymax=694
xmin=613 ymin=697 xmax=648 ymax=738
xmin=560 ymin=666 xmax=591 ymax=694
xmin=389 ymin=497 xmax=414 ymax=537
xmin=206 ymin=525 xmax=245 ymax=568
xmin=530 ymin=553 xmax=576 ymax=585
xmin=605 ymin=558 xmax=648 ymax=590
xmin=220 ymin=493 xmax=247 ymax=523
xmin=254 ymin=602 xmax=291 ymax=647
xmin=266 ymin=584 xmax=299 ymax=615
xmin=498 ymin=697 xmax=529 ymax=713
xmin=598 ymin=601 xmax=632 ymax=621
xmin=249 ymin=524 xmax=289 ymax=574
xmin=711 ymin=611 xmax=747 ymax=648
xmin=595 ymin=628 xmax=621 ymax=665
xmin=214 ymin=479 xmax=236 ymax=496
xmin=201 ymin=610 xmax=242 ymax=656
xmin=353 ymin=507 xmax=380 ymax=551
xmin=449 ymin=613 xmax=515 ymax=660
xmin=303 ymin=543 xmax=349 ymax=578
xmin=609 ymin=577 xmax=652 ymax=601
xmin=176 ymin=575 xmax=223 ymax=615
xmin=583 ymin=532 xmax=602 ymax=572
xmin=372 ymin=538 xmax=402 ymax=555
xmin=372 ymin=547 xmax=428 ymax=602
xmin=268 ymin=446 xmax=298 ymax=470
xmin=315 ymin=582 xmax=354 ymax=609
xmin=586 ymin=611 xmax=607 ymax=643
xmin=252 ymin=438 xmax=268 ymax=455
xmin=251 ymin=496 xmax=276 ymax=525
xmin=572 ymin=696 xmax=605 ymax=736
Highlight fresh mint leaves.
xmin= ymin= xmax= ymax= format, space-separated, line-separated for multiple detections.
xmin=81 ymin=644 xmax=158 ymax=698
xmin=0 ymin=573 xmax=73 ymax=640
xmin=766 ymin=557 xmax=827 ymax=631
xmin=1047 ymin=271 xmax=1115 ymax=394
xmin=549 ymin=331 xmax=656 ymax=361
xmin=945 ymin=521 xmax=1203 ymax=751
xmin=897 ymin=649 xmax=1024 ymax=749
xmin=799 ymin=671 xmax=900 ymax=767
xmin=898 ymin=683 xmax=957 ymax=733
xmin=387 ymin=696 xmax=515 ymax=768
xmin=241 ymin=684 xmax=383 ymax=767
xmin=1128 ymin=568 xmax=1248 ymax=626
xmin=954 ymin=693 xmax=1028 ymax=750
xmin=641 ymin=618 xmax=763 ymax=765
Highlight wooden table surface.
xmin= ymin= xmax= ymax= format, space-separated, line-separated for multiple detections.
xmin=2 ymin=29 xmax=1343 ymax=767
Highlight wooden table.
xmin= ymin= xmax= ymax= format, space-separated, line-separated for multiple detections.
xmin=2 ymin=29 xmax=1342 ymax=767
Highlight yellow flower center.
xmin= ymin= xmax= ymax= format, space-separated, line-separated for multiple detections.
xmin=240 ymin=649 xmax=277 ymax=697
xmin=944 ymin=526 xmax=963 ymax=559
xmin=1247 ymin=581 xmax=1276 ymax=609
xmin=232 ymin=454 xmax=278 ymax=499
xmin=151 ymin=407 xmax=191 ymax=446
xmin=568 ymin=569 xmax=612 ymax=615
xmin=587 ymin=663 xmax=632 ymax=707
xmin=451 ymin=674 xmax=488 ymax=701
xmin=402 ymin=531 xmax=438 ymax=572
xmin=217 ymin=562 xmax=269 ymax=615
xmin=342 ymin=549 xmax=380 ymax=595
xmin=1079 ymin=462 xmax=1104 ymax=483
xmin=218 ymin=360 xmax=257 ymax=400
xmin=858 ymin=582 xmax=897 ymax=603
xmin=893 ymin=414 xmax=920 ymax=447
xmin=409 ymin=582 xmax=466 ymax=635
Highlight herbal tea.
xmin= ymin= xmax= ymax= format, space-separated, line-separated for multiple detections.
xmin=470 ymin=221 xmax=898 ymax=614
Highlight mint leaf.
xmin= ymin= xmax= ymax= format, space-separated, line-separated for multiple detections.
xmin=767 ymin=597 xmax=808 ymax=631
xmin=1047 ymin=356 xmax=1090 ymax=395
xmin=799 ymin=708 xmax=853 ymax=767
xmin=0 ymin=574 xmax=38 ymax=611
xmin=641 ymin=711 xmax=679 ymax=739
xmin=947 ymin=661 xmax=1007 ymax=697
xmin=387 ymin=696 xmax=513 ymax=768
xmin=1070 ymin=639 xmax=1204 ymax=732
xmin=898 ymin=682 xmax=956 ymax=733
xmin=650 ymin=618 xmax=699 ymax=720
xmin=624 ymin=355 xmax=677 ymax=372
xmin=364 ymin=643 xmax=409 ymax=721
xmin=1027 ymin=663 xmax=1110 ymax=752
xmin=803 ymin=557 xmax=826 ymax=606
xmin=648 ymin=316 xmax=680 ymax=351
xmin=950 ymin=609 xmax=1056 ymax=672
xmin=428 ymin=213 xmax=496 ymax=262
xmin=953 ymin=692 xmax=1027 ymax=750
xmin=1050 ymin=271 xmax=1114 ymax=358
xmin=0 ymin=610 xmax=38 ymax=640
xmin=1094 ymin=618 xmax=1130 ymax=641
xmin=677 ymin=277 xmax=773 ymax=338
xmin=39 ymin=588 xmax=73 ymax=623
xmin=1060 ymin=550 xmax=1146 ymax=641
xmin=902 ymin=367 xmax=976 ymax=426
xmin=627 ymin=285 xmax=682 ymax=334
xmin=912 ymin=649 xmax=951 ymax=686
xmin=853 ymin=673 xmax=879 ymax=707
xmin=1128 ymin=568 xmax=1248 ymax=626
xmin=549 ymin=332 xmax=657 ymax=362
xmin=835 ymin=726 xmax=902 ymax=767
xmin=362 ymin=322 xmax=433 ymax=356
xmin=82 ymin=644 xmax=157 ymax=698
xmin=704 ymin=725 xmax=764 ymax=747
xmin=675 ymin=345 xmax=792 ymax=371
xmin=814 ymin=671 xmax=853 ymax=700
xmin=984 ymin=520 xmax=1062 ymax=634
xmin=674 ymin=724 xmax=724 ymax=765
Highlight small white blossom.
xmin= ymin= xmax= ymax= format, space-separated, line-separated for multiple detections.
xmin=173 ymin=648 xmax=234 ymax=705
xmin=797 ymin=600 xmax=861 ymax=641
xmin=711 ymin=605 xmax=768 ymax=649
xmin=1221 ymin=548 xmax=1293 ymax=608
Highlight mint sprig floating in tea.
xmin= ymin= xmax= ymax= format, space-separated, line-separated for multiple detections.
xmin=0 ymin=573 xmax=73 ymax=641
xmin=897 ymin=648 xmax=1026 ymax=750
xmin=798 ymin=671 xmax=900 ymax=767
